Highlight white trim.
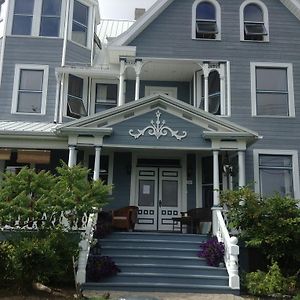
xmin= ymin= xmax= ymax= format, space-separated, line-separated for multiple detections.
xmin=226 ymin=61 xmax=231 ymax=117
xmin=253 ymin=149 xmax=300 ymax=199
xmin=192 ymin=0 xmax=221 ymax=40
xmin=250 ymin=62 xmax=295 ymax=117
xmin=196 ymin=153 xmax=203 ymax=208
xmin=144 ymin=86 xmax=178 ymax=98
xmin=240 ymin=0 xmax=269 ymax=42
xmin=11 ymin=64 xmax=49 ymax=115
xmin=0 ymin=0 xmax=8 ymax=87
xmin=68 ymin=0 xmax=93 ymax=50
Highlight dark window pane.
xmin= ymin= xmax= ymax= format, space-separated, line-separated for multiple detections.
xmin=208 ymin=71 xmax=220 ymax=115
xmin=138 ymin=180 xmax=155 ymax=207
xmin=19 ymin=70 xmax=43 ymax=91
xmin=162 ymin=180 xmax=178 ymax=207
xmin=42 ymin=0 xmax=61 ymax=15
xmin=256 ymin=68 xmax=287 ymax=91
xmin=14 ymin=0 xmax=34 ymax=14
xmin=96 ymin=84 xmax=117 ymax=103
xmin=67 ymin=96 xmax=87 ymax=118
xmin=259 ymin=155 xmax=292 ymax=168
xmin=196 ymin=2 xmax=216 ymax=20
xmin=68 ymin=75 xmax=83 ymax=98
xmin=245 ymin=23 xmax=267 ymax=35
xmin=256 ymin=93 xmax=288 ymax=116
xmin=40 ymin=17 xmax=60 ymax=37
xmin=73 ymin=0 xmax=88 ymax=25
xmin=12 ymin=15 xmax=32 ymax=35
xmin=244 ymin=4 xmax=263 ymax=22
xmin=72 ymin=22 xmax=87 ymax=46
xmin=196 ymin=21 xmax=217 ymax=34
xmin=17 ymin=92 xmax=42 ymax=113
xmin=260 ymin=168 xmax=293 ymax=197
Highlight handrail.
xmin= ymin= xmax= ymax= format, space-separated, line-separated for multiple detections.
xmin=76 ymin=212 xmax=98 ymax=285
xmin=213 ymin=207 xmax=240 ymax=290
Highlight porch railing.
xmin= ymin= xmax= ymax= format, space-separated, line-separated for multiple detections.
xmin=212 ymin=207 xmax=240 ymax=290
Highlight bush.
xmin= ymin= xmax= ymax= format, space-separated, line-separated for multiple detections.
xmin=198 ymin=237 xmax=224 ymax=267
xmin=246 ymin=262 xmax=296 ymax=296
xmin=0 ymin=241 xmax=16 ymax=285
xmin=86 ymin=256 xmax=120 ymax=282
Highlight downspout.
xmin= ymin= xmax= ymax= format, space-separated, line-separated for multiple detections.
xmin=90 ymin=5 xmax=96 ymax=66
xmin=54 ymin=71 xmax=61 ymax=123
xmin=62 ymin=0 xmax=70 ymax=67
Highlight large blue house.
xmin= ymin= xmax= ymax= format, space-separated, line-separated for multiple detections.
xmin=0 ymin=0 xmax=299 ymax=293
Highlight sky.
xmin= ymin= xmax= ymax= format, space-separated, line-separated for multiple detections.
xmin=100 ymin=0 xmax=157 ymax=20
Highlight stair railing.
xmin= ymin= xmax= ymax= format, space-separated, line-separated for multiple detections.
xmin=212 ymin=207 xmax=240 ymax=290
xmin=76 ymin=212 xmax=98 ymax=285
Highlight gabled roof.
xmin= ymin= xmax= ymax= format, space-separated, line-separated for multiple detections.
xmin=109 ymin=0 xmax=300 ymax=46
xmin=57 ymin=94 xmax=260 ymax=141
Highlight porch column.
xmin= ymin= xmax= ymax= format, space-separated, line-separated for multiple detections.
xmin=238 ymin=150 xmax=246 ymax=187
xmin=93 ymin=146 xmax=102 ymax=181
xmin=220 ymin=64 xmax=226 ymax=116
xmin=135 ymin=72 xmax=140 ymax=100
xmin=212 ymin=150 xmax=220 ymax=236
xmin=204 ymin=74 xmax=209 ymax=112
xmin=118 ymin=60 xmax=125 ymax=106
xmin=68 ymin=145 xmax=77 ymax=167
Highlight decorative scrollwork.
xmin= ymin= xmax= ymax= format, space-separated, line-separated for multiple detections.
xmin=129 ymin=110 xmax=187 ymax=141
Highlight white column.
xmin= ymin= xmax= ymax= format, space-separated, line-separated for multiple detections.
xmin=238 ymin=150 xmax=246 ymax=187
xmin=54 ymin=72 xmax=62 ymax=123
xmin=204 ymin=74 xmax=209 ymax=112
xmin=68 ymin=146 xmax=77 ymax=167
xmin=118 ymin=73 xmax=125 ymax=106
xmin=93 ymin=146 xmax=102 ymax=181
xmin=135 ymin=72 xmax=140 ymax=100
xmin=220 ymin=64 xmax=226 ymax=116
xmin=213 ymin=150 xmax=220 ymax=206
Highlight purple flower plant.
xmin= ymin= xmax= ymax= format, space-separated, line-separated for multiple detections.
xmin=198 ymin=237 xmax=225 ymax=267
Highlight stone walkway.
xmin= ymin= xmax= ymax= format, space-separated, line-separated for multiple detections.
xmin=84 ymin=291 xmax=247 ymax=300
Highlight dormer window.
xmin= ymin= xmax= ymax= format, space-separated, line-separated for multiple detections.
xmin=72 ymin=0 xmax=89 ymax=47
xmin=192 ymin=0 xmax=221 ymax=40
xmin=240 ymin=0 xmax=269 ymax=42
xmin=40 ymin=0 xmax=61 ymax=37
xmin=12 ymin=0 xmax=34 ymax=35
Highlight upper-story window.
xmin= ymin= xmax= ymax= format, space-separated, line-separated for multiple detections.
xmin=40 ymin=0 xmax=61 ymax=37
xmin=12 ymin=0 xmax=34 ymax=35
xmin=251 ymin=62 xmax=295 ymax=117
xmin=11 ymin=64 xmax=49 ymax=115
xmin=192 ymin=0 xmax=221 ymax=40
xmin=72 ymin=0 xmax=89 ymax=46
xmin=240 ymin=0 xmax=269 ymax=42
xmin=67 ymin=74 xmax=87 ymax=119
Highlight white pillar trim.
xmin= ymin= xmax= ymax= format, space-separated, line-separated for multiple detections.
xmin=68 ymin=145 xmax=77 ymax=167
xmin=238 ymin=150 xmax=246 ymax=187
xmin=118 ymin=60 xmax=126 ymax=107
xmin=213 ymin=150 xmax=220 ymax=206
xmin=93 ymin=146 xmax=102 ymax=181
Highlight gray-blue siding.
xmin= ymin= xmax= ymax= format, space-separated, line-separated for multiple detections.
xmin=129 ymin=0 xmax=300 ymax=185
xmin=65 ymin=41 xmax=91 ymax=65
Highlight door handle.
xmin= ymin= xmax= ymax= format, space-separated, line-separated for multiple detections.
xmin=159 ymin=200 xmax=162 ymax=207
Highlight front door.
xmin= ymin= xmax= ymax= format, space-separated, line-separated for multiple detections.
xmin=135 ymin=167 xmax=181 ymax=231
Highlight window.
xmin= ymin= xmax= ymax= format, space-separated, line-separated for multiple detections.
xmin=240 ymin=0 xmax=269 ymax=42
xmin=12 ymin=64 xmax=49 ymax=115
xmin=96 ymin=83 xmax=117 ymax=104
xmin=251 ymin=63 xmax=295 ymax=117
xmin=67 ymin=74 xmax=87 ymax=118
xmin=208 ymin=71 xmax=220 ymax=114
xmin=12 ymin=0 xmax=34 ymax=35
xmin=145 ymin=86 xmax=178 ymax=98
xmin=72 ymin=0 xmax=89 ymax=46
xmin=40 ymin=0 xmax=61 ymax=37
xmin=253 ymin=150 xmax=300 ymax=199
xmin=192 ymin=0 xmax=221 ymax=40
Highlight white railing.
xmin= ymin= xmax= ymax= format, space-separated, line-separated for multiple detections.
xmin=76 ymin=212 xmax=98 ymax=285
xmin=1 ymin=212 xmax=89 ymax=231
xmin=212 ymin=207 xmax=240 ymax=290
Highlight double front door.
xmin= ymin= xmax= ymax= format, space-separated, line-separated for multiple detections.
xmin=135 ymin=167 xmax=181 ymax=231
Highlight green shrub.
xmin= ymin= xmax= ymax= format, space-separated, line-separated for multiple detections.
xmin=0 ymin=241 xmax=16 ymax=285
xmin=293 ymin=294 xmax=300 ymax=300
xmin=246 ymin=262 xmax=296 ymax=296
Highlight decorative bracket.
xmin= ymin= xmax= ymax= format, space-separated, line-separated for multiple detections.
xmin=129 ymin=110 xmax=187 ymax=141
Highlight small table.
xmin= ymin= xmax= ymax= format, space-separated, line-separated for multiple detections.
xmin=172 ymin=216 xmax=194 ymax=233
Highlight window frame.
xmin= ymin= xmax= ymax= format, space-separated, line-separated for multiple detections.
xmin=192 ymin=0 xmax=221 ymax=41
xmin=90 ymin=79 xmax=119 ymax=114
xmin=11 ymin=64 xmax=49 ymax=115
xmin=68 ymin=0 xmax=93 ymax=49
xmin=8 ymin=0 xmax=65 ymax=38
xmin=250 ymin=62 xmax=295 ymax=117
xmin=240 ymin=0 xmax=269 ymax=42
xmin=253 ymin=149 xmax=300 ymax=199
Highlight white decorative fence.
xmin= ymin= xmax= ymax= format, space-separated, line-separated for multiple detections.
xmin=213 ymin=207 xmax=240 ymax=290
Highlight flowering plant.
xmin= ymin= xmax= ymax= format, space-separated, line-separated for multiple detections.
xmin=198 ymin=237 xmax=225 ymax=267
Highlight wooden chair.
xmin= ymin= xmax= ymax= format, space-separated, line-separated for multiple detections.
xmin=112 ymin=206 xmax=138 ymax=231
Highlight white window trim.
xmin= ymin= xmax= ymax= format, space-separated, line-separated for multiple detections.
xmin=91 ymin=79 xmax=119 ymax=114
xmin=145 ymin=86 xmax=178 ymax=98
xmin=7 ymin=0 xmax=65 ymax=38
xmin=11 ymin=64 xmax=49 ymax=115
xmin=240 ymin=0 xmax=269 ymax=42
xmin=250 ymin=62 xmax=295 ymax=117
xmin=64 ymin=73 xmax=88 ymax=118
xmin=68 ymin=0 xmax=93 ymax=49
xmin=253 ymin=149 xmax=300 ymax=199
xmin=191 ymin=0 xmax=221 ymax=41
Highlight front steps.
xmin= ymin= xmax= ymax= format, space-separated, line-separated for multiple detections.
xmin=82 ymin=231 xmax=236 ymax=294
